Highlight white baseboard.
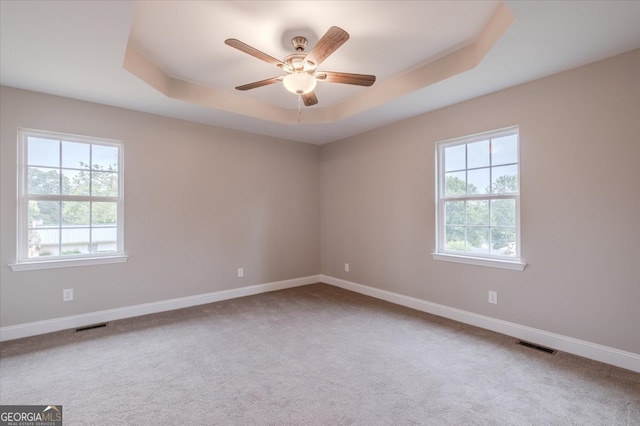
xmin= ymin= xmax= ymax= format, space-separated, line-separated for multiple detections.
xmin=3 ymin=273 xmax=638 ymax=373
xmin=320 ymin=275 xmax=640 ymax=373
xmin=0 ymin=275 xmax=321 ymax=342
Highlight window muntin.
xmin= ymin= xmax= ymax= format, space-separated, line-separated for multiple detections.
xmin=17 ymin=129 xmax=123 ymax=263
xmin=436 ymin=127 xmax=521 ymax=262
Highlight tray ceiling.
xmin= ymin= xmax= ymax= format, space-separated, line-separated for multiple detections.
xmin=2 ymin=1 xmax=639 ymax=144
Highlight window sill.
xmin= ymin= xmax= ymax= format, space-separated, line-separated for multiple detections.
xmin=9 ymin=255 xmax=129 ymax=272
xmin=432 ymin=253 xmax=526 ymax=271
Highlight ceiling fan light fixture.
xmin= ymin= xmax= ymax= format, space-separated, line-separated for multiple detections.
xmin=227 ymin=27 xmax=374 ymax=107
xmin=283 ymin=72 xmax=317 ymax=95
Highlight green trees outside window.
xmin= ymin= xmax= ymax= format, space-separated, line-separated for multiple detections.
xmin=19 ymin=130 xmax=123 ymax=260
xmin=437 ymin=127 xmax=520 ymax=260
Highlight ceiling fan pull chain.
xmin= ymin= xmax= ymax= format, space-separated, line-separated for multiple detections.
xmin=298 ymin=95 xmax=302 ymax=123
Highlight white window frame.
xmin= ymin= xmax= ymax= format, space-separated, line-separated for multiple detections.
xmin=432 ymin=126 xmax=526 ymax=271
xmin=10 ymin=128 xmax=128 ymax=271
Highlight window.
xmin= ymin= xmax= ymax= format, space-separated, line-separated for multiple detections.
xmin=433 ymin=126 xmax=525 ymax=271
xmin=12 ymin=129 xmax=127 ymax=271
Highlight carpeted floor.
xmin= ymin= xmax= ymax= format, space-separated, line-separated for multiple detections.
xmin=1 ymin=283 xmax=639 ymax=425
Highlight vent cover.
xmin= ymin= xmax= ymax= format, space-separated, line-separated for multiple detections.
xmin=516 ymin=340 xmax=557 ymax=355
xmin=75 ymin=323 xmax=108 ymax=332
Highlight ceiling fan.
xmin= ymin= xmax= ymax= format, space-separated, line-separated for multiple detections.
xmin=225 ymin=26 xmax=376 ymax=107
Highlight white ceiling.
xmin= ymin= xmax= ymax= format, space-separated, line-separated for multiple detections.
xmin=2 ymin=1 xmax=640 ymax=145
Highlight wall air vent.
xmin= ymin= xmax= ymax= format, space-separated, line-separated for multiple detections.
xmin=75 ymin=323 xmax=108 ymax=332
xmin=516 ymin=340 xmax=557 ymax=355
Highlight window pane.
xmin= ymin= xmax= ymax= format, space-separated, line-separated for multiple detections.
xmin=445 ymin=201 xmax=465 ymax=225
xmin=491 ymin=165 xmax=518 ymax=193
xmin=29 ymin=229 xmax=59 ymax=257
xmin=444 ymin=144 xmax=465 ymax=172
xmin=28 ymin=167 xmax=60 ymax=195
xmin=467 ymin=168 xmax=489 ymax=194
xmin=437 ymin=128 xmax=519 ymax=261
xmin=92 ymin=227 xmax=117 ymax=253
xmin=92 ymin=202 xmax=117 ymax=225
xmin=467 ymin=200 xmax=489 ymax=226
xmin=28 ymin=200 xmax=60 ymax=226
xmin=491 ymin=228 xmax=516 ymax=256
xmin=92 ymin=171 xmax=119 ymax=197
xmin=62 ymin=201 xmax=90 ymax=226
xmin=445 ymin=172 xmax=466 ymax=196
xmin=92 ymin=144 xmax=119 ymax=171
xmin=467 ymin=140 xmax=489 ymax=169
xmin=60 ymin=169 xmax=88 ymax=196
xmin=19 ymin=131 xmax=124 ymax=263
xmin=61 ymin=228 xmax=90 ymax=255
xmin=28 ymin=137 xmax=59 ymax=167
xmin=445 ymin=226 xmax=465 ymax=251
xmin=62 ymin=141 xmax=90 ymax=169
xmin=490 ymin=199 xmax=516 ymax=227
xmin=467 ymin=227 xmax=489 ymax=254
xmin=491 ymin=134 xmax=518 ymax=166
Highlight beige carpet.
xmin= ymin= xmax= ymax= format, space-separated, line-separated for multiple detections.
xmin=1 ymin=283 xmax=638 ymax=425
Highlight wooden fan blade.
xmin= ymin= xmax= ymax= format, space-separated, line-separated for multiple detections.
xmin=225 ymin=39 xmax=289 ymax=70
xmin=235 ymin=76 xmax=283 ymax=91
xmin=316 ymin=71 xmax=376 ymax=86
xmin=302 ymin=91 xmax=318 ymax=106
xmin=304 ymin=26 xmax=349 ymax=69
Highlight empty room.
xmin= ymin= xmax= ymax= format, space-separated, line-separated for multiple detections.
xmin=1 ymin=1 xmax=639 ymax=424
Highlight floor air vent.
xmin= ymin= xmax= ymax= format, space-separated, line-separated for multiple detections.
xmin=75 ymin=323 xmax=108 ymax=332
xmin=516 ymin=340 xmax=557 ymax=355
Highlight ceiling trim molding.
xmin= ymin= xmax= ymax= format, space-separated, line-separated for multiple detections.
xmin=123 ymin=4 xmax=514 ymax=126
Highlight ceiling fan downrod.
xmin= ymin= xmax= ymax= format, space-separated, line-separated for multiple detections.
xmin=291 ymin=36 xmax=308 ymax=52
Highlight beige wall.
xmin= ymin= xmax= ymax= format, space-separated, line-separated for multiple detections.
xmin=2 ymin=50 xmax=639 ymax=356
xmin=320 ymin=49 xmax=640 ymax=354
xmin=0 ymin=87 xmax=320 ymax=326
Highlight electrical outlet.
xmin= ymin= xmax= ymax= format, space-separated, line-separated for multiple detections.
xmin=63 ymin=288 xmax=74 ymax=302
xmin=344 ymin=263 xmax=349 ymax=272
xmin=488 ymin=291 xmax=498 ymax=304
xmin=237 ymin=268 xmax=244 ymax=278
